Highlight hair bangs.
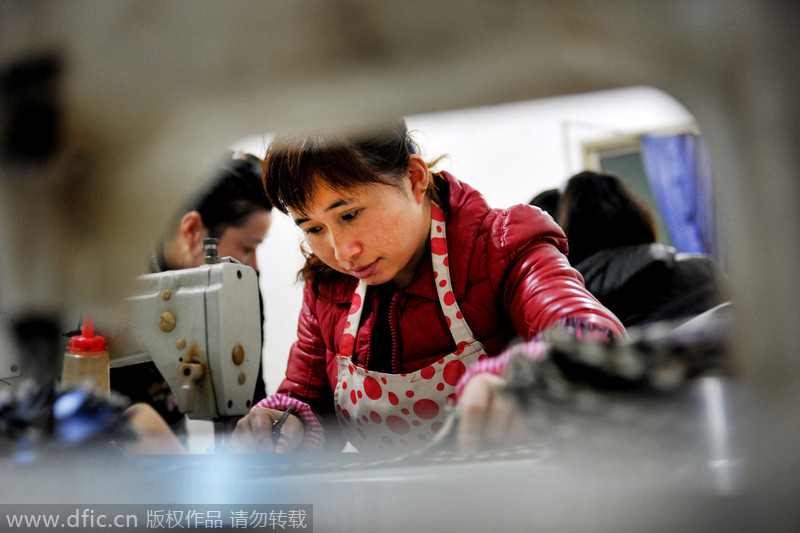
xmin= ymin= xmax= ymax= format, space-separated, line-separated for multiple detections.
xmin=263 ymin=133 xmax=391 ymax=215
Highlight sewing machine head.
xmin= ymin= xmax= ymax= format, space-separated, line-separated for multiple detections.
xmin=112 ymin=247 xmax=262 ymax=420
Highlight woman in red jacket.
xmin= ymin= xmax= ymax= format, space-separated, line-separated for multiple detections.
xmin=232 ymin=119 xmax=625 ymax=454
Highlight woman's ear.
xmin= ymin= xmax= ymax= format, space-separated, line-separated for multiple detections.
xmin=179 ymin=211 xmax=206 ymax=248
xmin=408 ymin=154 xmax=430 ymax=203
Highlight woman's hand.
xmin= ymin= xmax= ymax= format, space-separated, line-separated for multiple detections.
xmin=456 ymin=373 xmax=530 ymax=453
xmin=231 ymin=407 xmax=304 ymax=453
xmin=121 ymin=403 xmax=186 ymax=458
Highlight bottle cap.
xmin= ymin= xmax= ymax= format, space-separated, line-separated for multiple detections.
xmin=67 ymin=316 xmax=108 ymax=352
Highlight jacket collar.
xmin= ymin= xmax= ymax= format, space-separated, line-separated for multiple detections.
xmin=577 ymin=243 xmax=677 ymax=294
xmin=403 ymin=172 xmax=485 ymax=301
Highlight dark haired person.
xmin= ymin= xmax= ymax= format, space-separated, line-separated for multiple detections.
xmin=558 ymin=170 xmax=728 ymax=328
xmin=152 ymin=153 xmax=272 ymax=273
xmin=231 ymin=120 xmax=625 ymax=454
xmin=112 ymin=153 xmax=273 ymax=433
xmin=528 ymin=187 xmax=560 ymax=221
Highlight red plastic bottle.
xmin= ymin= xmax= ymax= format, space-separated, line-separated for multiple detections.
xmin=61 ymin=316 xmax=110 ymax=396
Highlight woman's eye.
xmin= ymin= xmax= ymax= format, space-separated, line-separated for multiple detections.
xmin=342 ymin=210 xmax=360 ymax=222
xmin=305 ymin=226 xmax=322 ymax=235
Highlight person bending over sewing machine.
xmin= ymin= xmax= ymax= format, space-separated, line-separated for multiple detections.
xmin=231 ymin=119 xmax=626 ymax=454
xmin=111 ymin=153 xmax=273 ymax=433
xmin=557 ymin=170 xmax=728 ymax=328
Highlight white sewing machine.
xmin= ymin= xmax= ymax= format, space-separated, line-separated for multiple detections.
xmin=110 ymin=240 xmax=262 ymax=420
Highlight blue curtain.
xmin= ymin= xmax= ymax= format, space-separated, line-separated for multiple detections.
xmin=640 ymin=133 xmax=716 ymax=258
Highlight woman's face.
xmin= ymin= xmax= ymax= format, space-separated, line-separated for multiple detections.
xmin=216 ymin=210 xmax=272 ymax=270
xmin=290 ymin=163 xmax=430 ymax=286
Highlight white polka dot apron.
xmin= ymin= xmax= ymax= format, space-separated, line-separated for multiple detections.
xmin=333 ymin=203 xmax=488 ymax=452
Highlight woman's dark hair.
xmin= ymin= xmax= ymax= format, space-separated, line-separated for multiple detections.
xmin=529 ymin=188 xmax=560 ymax=220
xmin=189 ymin=153 xmax=273 ymax=239
xmin=262 ymin=119 xmax=445 ymax=286
xmin=558 ymin=170 xmax=657 ymax=266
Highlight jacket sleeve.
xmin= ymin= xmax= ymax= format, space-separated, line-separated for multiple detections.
xmin=488 ymin=205 xmax=626 ymax=340
xmin=275 ymin=282 xmax=345 ymax=448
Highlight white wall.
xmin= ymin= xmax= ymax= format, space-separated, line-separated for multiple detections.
xmin=232 ymin=85 xmax=695 ymax=393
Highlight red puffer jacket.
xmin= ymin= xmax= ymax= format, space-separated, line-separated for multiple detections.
xmin=276 ymin=173 xmax=624 ymax=436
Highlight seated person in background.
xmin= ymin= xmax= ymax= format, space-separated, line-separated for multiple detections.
xmin=111 ymin=153 xmax=273 ymax=434
xmin=557 ymin=170 xmax=728 ymax=328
